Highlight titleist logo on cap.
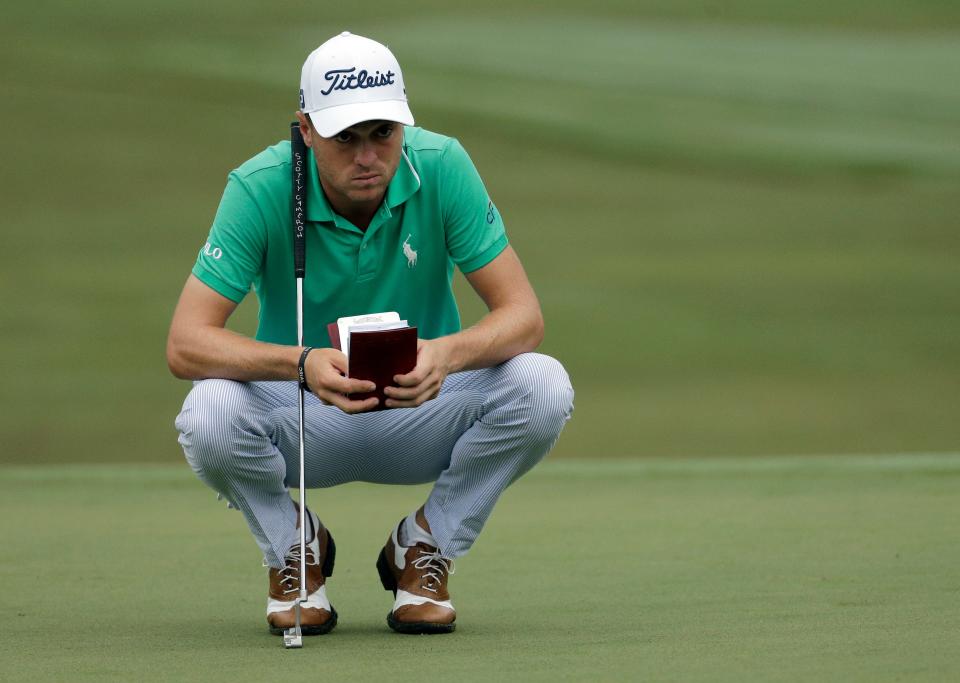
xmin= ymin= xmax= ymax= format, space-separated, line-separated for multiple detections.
xmin=300 ymin=33 xmax=414 ymax=135
xmin=321 ymin=67 xmax=396 ymax=96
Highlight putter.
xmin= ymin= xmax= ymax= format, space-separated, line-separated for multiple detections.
xmin=284 ymin=122 xmax=309 ymax=650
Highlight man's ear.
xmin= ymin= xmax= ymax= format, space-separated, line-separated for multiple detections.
xmin=295 ymin=111 xmax=314 ymax=148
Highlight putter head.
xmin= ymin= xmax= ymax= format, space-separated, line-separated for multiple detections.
xmin=283 ymin=628 xmax=303 ymax=649
xmin=282 ymin=601 xmax=303 ymax=649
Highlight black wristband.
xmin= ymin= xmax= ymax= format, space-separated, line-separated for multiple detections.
xmin=297 ymin=347 xmax=314 ymax=391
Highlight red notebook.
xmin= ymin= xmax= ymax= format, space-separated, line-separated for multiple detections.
xmin=326 ymin=322 xmax=418 ymax=410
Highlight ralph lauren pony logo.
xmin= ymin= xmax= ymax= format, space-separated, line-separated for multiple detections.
xmin=402 ymin=234 xmax=418 ymax=268
xmin=321 ymin=67 xmax=396 ymax=96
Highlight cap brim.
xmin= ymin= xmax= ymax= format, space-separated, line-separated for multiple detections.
xmin=308 ymin=100 xmax=414 ymax=138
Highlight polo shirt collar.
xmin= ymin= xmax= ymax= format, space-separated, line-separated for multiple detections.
xmin=385 ymin=147 xmax=421 ymax=209
xmin=304 ymin=147 xmax=335 ymax=224
xmin=304 ymin=144 xmax=421 ymax=224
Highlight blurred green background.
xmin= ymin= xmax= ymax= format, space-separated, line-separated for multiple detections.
xmin=2 ymin=0 xmax=958 ymax=464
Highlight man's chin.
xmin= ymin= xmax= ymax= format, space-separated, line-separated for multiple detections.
xmin=346 ymin=186 xmax=387 ymax=203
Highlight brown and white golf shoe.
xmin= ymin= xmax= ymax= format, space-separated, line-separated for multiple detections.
xmin=376 ymin=521 xmax=456 ymax=634
xmin=266 ymin=506 xmax=337 ymax=636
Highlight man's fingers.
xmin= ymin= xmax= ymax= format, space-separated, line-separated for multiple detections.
xmin=383 ymin=384 xmax=420 ymax=400
xmin=326 ymin=350 xmax=349 ymax=374
xmin=383 ymin=375 xmax=441 ymax=406
xmin=325 ymin=392 xmax=379 ymax=414
xmin=384 ymin=373 xmax=437 ymax=400
xmin=392 ymin=368 xmax=426 ymax=387
xmin=323 ymin=372 xmax=375 ymax=395
xmin=384 ymin=385 xmax=440 ymax=408
xmin=383 ymin=394 xmax=419 ymax=408
xmin=345 ymin=378 xmax=377 ymax=394
xmin=339 ymin=396 xmax=380 ymax=414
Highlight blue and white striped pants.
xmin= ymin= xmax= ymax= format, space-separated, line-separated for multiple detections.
xmin=174 ymin=352 xmax=574 ymax=568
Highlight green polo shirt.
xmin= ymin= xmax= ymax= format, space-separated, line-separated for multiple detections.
xmin=192 ymin=127 xmax=508 ymax=347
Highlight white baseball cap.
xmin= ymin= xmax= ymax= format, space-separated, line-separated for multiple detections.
xmin=300 ymin=32 xmax=414 ymax=138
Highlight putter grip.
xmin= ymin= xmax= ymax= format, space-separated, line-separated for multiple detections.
xmin=290 ymin=123 xmax=307 ymax=279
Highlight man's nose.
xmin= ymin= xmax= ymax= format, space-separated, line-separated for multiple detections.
xmin=355 ymin=144 xmax=377 ymax=167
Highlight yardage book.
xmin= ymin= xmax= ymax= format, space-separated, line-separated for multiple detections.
xmin=326 ymin=312 xmax=417 ymax=410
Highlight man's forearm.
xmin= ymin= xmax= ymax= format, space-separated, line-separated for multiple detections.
xmin=438 ymin=302 xmax=544 ymax=374
xmin=167 ymin=324 xmax=302 ymax=382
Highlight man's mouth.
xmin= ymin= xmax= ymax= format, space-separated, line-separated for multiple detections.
xmin=353 ymin=174 xmax=381 ymax=187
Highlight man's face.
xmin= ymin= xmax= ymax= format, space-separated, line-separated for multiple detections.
xmin=302 ymin=116 xmax=403 ymax=213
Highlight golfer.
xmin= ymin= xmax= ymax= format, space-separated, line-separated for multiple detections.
xmin=168 ymin=31 xmax=574 ymax=636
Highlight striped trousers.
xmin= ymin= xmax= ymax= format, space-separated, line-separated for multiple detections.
xmin=174 ymin=352 xmax=574 ymax=568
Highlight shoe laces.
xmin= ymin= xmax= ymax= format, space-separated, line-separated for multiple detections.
xmin=412 ymin=548 xmax=455 ymax=594
xmin=266 ymin=545 xmax=320 ymax=596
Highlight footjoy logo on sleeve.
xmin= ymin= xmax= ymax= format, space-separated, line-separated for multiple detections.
xmin=486 ymin=200 xmax=497 ymax=224
xmin=321 ymin=67 xmax=396 ymax=96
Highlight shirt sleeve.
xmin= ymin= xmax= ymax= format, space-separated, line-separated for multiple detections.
xmin=191 ymin=172 xmax=267 ymax=303
xmin=439 ymin=138 xmax=509 ymax=274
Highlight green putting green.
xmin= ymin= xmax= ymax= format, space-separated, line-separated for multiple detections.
xmin=2 ymin=455 xmax=958 ymax=681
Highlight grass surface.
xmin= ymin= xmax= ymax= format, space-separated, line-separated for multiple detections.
xmin=2 ymin=455 xmax=959 ymax=681
xmin=1 ymin=1 xmax=959 ymax=464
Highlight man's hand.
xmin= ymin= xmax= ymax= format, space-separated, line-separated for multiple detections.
xmin=305 ymin=348 xmax=379 ymax=414
xmin=384 ymin=338 xmax=451 ymax=408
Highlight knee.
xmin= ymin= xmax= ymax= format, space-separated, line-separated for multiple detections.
xmin=175 ymin=379 xmax=248 ymax=476
xmin=502 ymin=353 xmax=575 ymax=439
